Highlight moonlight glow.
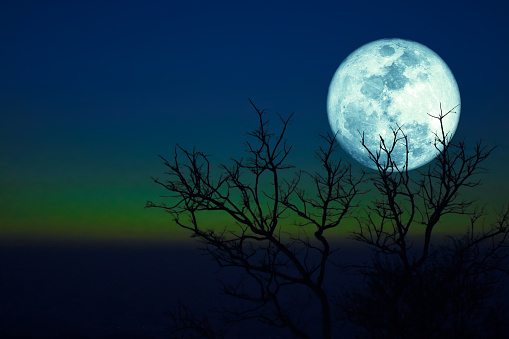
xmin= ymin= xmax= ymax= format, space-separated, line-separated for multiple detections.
xmin=327 ymin=38 xmax=461 ymax=170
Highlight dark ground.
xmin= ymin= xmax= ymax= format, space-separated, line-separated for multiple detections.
xmin=4 ymin=240 xmax=505 ymax=338
xmin=0 ymin=243 xmax=220 ymax=338
xmin=0 ymin=242 xmax=369 ymax=338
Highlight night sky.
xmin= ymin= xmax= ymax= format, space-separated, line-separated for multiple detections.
xmin=1 ymin=0 xmax=508 ymax=243
xmin=1 ymin=0 xmax=508 ymax=337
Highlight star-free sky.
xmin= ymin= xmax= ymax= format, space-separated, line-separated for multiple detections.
xmin=1 ymin=0 xmax=508 ymax=244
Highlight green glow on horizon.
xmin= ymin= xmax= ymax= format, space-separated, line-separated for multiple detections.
xmin=1 ymin=180 xmax=485 ymax=245
xmin=1 ymin=149 xmax=504 ymax=246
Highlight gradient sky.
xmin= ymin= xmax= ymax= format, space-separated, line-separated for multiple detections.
xmin=1 ymin=0 xmax=508 ymax=244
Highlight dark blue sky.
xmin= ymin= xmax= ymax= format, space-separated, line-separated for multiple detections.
xmin=1 ymin=0 xmax=508 ymax=238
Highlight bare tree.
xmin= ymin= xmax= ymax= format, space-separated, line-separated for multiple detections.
xmin=342 ymin=105 xmax=509 ymax=338
xmin=147 ymin=102 xmax=508 ymax=338
xmin=147 ymin=100 xmax=364 ymax=338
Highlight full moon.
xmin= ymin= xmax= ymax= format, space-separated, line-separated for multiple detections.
xmin=327 ymin=38 xmax=460 ymax=171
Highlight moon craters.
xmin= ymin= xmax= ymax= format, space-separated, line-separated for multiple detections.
xmin=327 ymin=38 xmax=461 ymax=171
xmin=380 ymin=45 xmax=395 ymax=57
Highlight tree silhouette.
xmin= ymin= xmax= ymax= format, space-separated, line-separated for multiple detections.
xmin=147 ymin=100 xmax=365 ymax=338
xmin=342 ymin=105 xmax=509 ymax=338
xmin=341 ymin=228 xmax=509 ymax=338
xmin=147 ymin=102 xmax=508 ymax=338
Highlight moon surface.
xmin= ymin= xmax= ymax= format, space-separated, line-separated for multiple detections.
xmin=327 ymin=38 xmax=460 ymax=171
